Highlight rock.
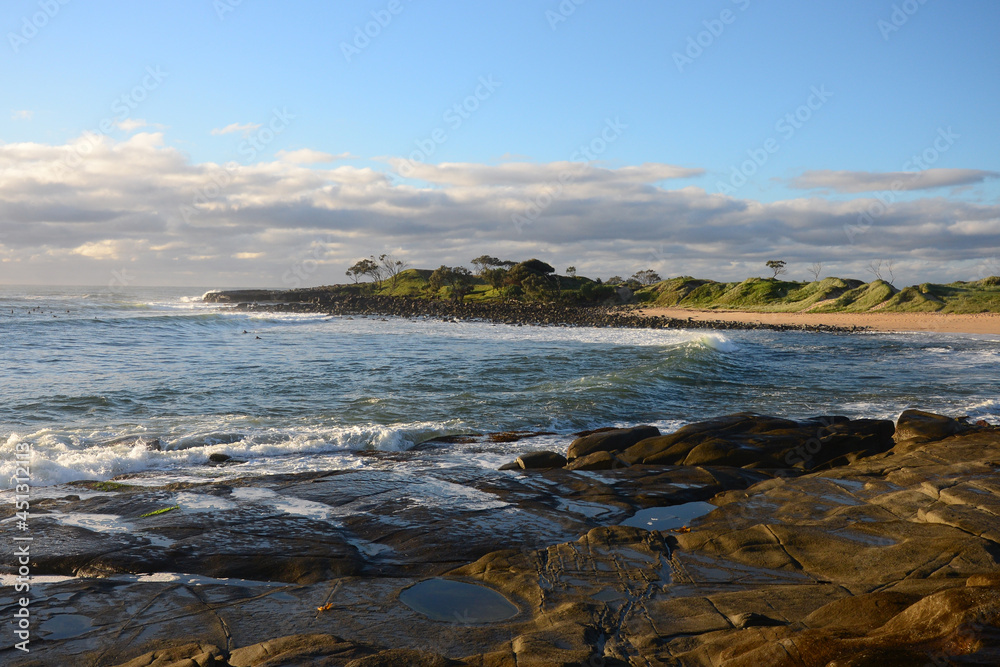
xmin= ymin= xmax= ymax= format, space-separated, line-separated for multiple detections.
xmin=111 ymin=643 xmax=225 ymax=667
xmin=564 ymin=450 xmax=617 ymax=470
xmin=894 ymin=408 xmax=970 ymax=444
xmin=803 ymin=591 xmax=922 ymax=631
xmin=498 ymin=461 xmax=521 ymax=471
xmin=229 ymin=634 xmax=373 ymax=666
xmin=208 ymin=453 xmax=231 ymax=463
xmin=344 ymin=649 xmax=462 ymax=667
xmin=728 ymin=611 xmax=786 ymax=629
xmin=621 ymin=413 xmax=894 ymax=471
xmin=566 ymin=425 xmax=660 ymax=461
xmin=516 ymin=450 xmax=567 ymax=469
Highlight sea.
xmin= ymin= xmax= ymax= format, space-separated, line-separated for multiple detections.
xmin=2 ymin=285 xmax=999 ymax=492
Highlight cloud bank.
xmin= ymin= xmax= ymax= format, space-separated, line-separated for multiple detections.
xmin=0 ymin=132 xmax=998 ymax=287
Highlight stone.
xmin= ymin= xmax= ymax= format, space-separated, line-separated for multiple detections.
xmin=516 ymin=450 xmax=567 ymax=469
xmin=566 ymin=425 xmax=660 ymax=460
xmin=229 ymin=634 xmax=373 ymax=666
xmin=894 ymin=408 xmax=970 ymax=444
xmin=621 ymin=413 xmax=894 ymax=471
xmin=564 ymin=450 xmax=617 ymax=470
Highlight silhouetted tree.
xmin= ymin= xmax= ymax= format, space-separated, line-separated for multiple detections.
xmin=766 ymin=260 xmax=787 ymax=279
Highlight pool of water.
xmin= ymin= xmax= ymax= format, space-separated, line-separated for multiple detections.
xmin=399 ymin=578 xmax=519 ymax=623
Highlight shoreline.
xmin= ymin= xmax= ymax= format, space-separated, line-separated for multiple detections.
xmin=206 ymin=291 xmax=859 ymax=333
xmin=640 ymin=307 xmax=1000 ymax=335
xmin=8 ymin=409 xmax=1000 ymax=665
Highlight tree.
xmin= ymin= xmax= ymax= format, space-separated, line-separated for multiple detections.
xmin=482 ymin=267 xmax=508 ymax=293
xmin=471 ymin=255 xmax=504 ymax=275
xmin=630 ymin=269 xmax=662 ymax=286
xmin=606 ymin=276 xmax=624 ymax=285
xmin=868 ymin=259 xmax=895 ymax=285
xmin=808 ymin=262 xmax=823 ymax=281
xmin=378 ymin=253 xmax=408 ymax=288
xmin=565 ymin=266 xmax=577 ymax=277
xmin=428 ymin=265 xmax=474 ymax=301
xmin=517 ymin=258 xmax=555 ymax=275
xmin=766 ymin=260 xmax=787 ymax=279
xmin=346 ymin=258 xmax=380 ymax=286
xmin=522 ymin=274 xmax=553 ymax=301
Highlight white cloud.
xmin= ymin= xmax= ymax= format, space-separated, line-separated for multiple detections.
xmin=11 ymin=110 xmax=33 ymax=121
xmin=277 ymin=149 xmax=354 ymax=164
xmin=210 ymin=122 xmax=262 ymax=137
xmin=790 ymin=168 xmax=999 ymax=193
xmin=0 ymin=132 xmax=997 ymax=286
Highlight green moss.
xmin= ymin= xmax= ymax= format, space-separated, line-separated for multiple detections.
xmin=139 ymin=506 xmax=179 ymax=518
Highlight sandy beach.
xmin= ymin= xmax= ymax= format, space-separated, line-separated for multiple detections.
xmin=640 ymin=307 xmax=1000 ymax=335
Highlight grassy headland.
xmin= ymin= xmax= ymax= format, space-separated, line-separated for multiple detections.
xmin=331 ymin=259 xmax=1000 ymax=314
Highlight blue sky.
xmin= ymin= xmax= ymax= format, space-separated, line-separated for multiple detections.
xmin=2 ymin=0 xmax=999 ymax=286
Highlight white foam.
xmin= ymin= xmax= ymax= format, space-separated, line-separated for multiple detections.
xmin=231 ymin=487 xmax=332 ymax=520
xmin=0 ymin=420 xmax=461 ymax=489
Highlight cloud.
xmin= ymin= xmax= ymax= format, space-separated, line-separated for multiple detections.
xmin=210 ymin=122 xmax=262 ymax=137
xmin=0 ymin=132 xmax=997 ymax=287
xmin=384 ymin=160 xmax=704 ymax=187
xmin=789 ymin=168 xmax=1000 ymax=193
xmin=276 ymin=149 xmax=354 ymax=164
xmin=11 ymin=110 xmax=33 ymax=121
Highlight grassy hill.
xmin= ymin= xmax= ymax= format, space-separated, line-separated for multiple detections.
xmin=341 ymin=265 xmax=1000 ymax=314
xmin=638 ymin=276 xmax=1000 ymax=314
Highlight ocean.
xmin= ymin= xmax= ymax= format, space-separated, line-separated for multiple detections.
xmin=2 ymin=285 xmax=999 ymax=491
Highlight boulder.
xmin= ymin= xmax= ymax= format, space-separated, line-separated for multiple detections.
xmin=566 ymin=425 xmax=660 ymax=460
xmin=621 ymin=414 xmax=894 ymax=471
xmin=564 ymin=450 xmax=617 ymax=471
xmin=516 ymin=450 xmax=567 ymax=469
xmin=894 ymin=409 xmax=970 ymax=444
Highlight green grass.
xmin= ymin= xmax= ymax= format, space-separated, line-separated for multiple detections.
xmin=139 ymin=506 xmax=179 ymax=518
xmin=348 ymin=266 xmax=1000 ymax=314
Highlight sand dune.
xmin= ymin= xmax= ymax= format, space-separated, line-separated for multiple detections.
xmin=640 ymin=307 xmax=1000 ymax=335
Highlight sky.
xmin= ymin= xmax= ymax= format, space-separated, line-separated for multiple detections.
xmin=1 ymin=0 xmax=999 ymax=288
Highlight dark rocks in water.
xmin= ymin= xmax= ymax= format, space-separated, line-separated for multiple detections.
xmin=208 ymin=453 xmax=232 ymax=463
xmin=497 ymin=461 xmax=521 ymax=471
xmin=204 ymin=289 xmax=863 ymax=333
xmin=619 ymin=413 xmax=895 ymax=471
xmin=567 ymin=425 xmax=660 ymax=461
xmin=564 ymin=450 xmax=619 ymax=471
xmin=515 ymin=450 xmax=567 ymax=469
xmin=894 ymin=408 xmax=973 ymax=446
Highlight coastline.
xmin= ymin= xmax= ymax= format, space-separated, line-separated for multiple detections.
xmin=640 ymin=306 xmax=1000 ymax=335
xmin=8 ymin=409 xmax=1000 ymax=665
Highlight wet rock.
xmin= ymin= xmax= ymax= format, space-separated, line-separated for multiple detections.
xmin=515 ymin=450 xmax=567 ymax=469
xmin=894 ymin=408 xmax=971 ymax=446
xmin=621 ymin=413 xmax=894 ymax=471
xmin=345 ymin=649 xmax=462 ymax=666
xmin=566 ymin=425 xmax=660 ymax=460
xmin=111 ymin=642 xmax=226 ymax=667
xmin=564 ymin=450 xmax=618 ymax=470
xmin=208 ymin=453 xmax=232 ymax=463
xmin=229 ymin=633 xmax=374 ymax=666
